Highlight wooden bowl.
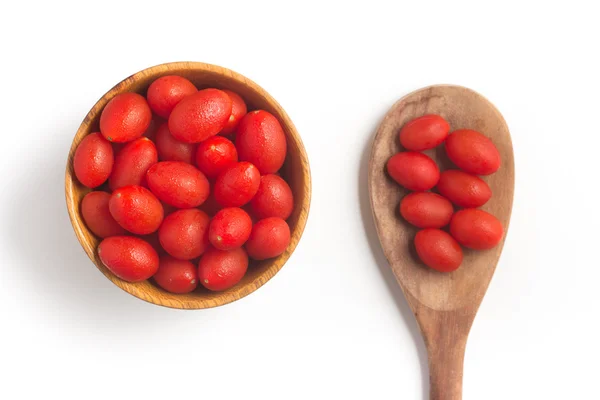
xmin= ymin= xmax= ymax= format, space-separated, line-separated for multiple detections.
xmin=65 ymin=62 xmax=311 ymax=309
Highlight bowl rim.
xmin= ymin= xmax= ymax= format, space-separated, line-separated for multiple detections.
xmin=65 ymin=61 xmax=311 ymax=309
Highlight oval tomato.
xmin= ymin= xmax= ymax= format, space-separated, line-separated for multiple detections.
xmin=147 ymin=75 xmax=197 ymax=118
xmin=198 ymin=247 xmax=248 ymax=291
xmin=100 ymin=92 xmax=152 ymax=143
xmin=445 ymin=129 xmax=501 ymax=175
xmin=146 ymin=161 xmax=210 ymax=208
xmin=209 ymin=207 xmax=252 ymax=250
xmin=437 ymin=170 xmax=492 ymax=208
xmin=414 ymin=229 xmax=463 ymax=273
xmin=449 ymin=209 xmax=504 ymax=250
xmin=250 ymin=174 xmax=294 ymax=220
xmin=400 ymin=192 xmax=453 ymax=228
xmin=399 ymin=114 xmax=450 ymax=151
xmin=195 ymin=136 xmax=238 ymax=179
xmin=98 ymin=236 xmax=159 ymax=282
xmin=168 ymin=88 xmax=232 ymax=143
xmin=81 ymin=191 xmax=125 ymax=238
xmin=236 ymin=110 xmax=287 ymax=174
xmin=109 ymin=185 xmax=164 ymax=234
xmin=109 ymin=137 xmax=157 ymax=190
xmin=155 ymin=123 xmax=196 ymax=164
xmin=245 ymin=217 xmax=290 ymax=260
xmin=220 ymin=90 xmax=247 ymax=135
xmin=73 ymin=132 xmax=114 ymax=188
xmin=386 ymin=152 xmax=440 ymax=191
xmin=214 ymin=162 xmax=260 ymax=207
xmin=153 ymin=256 xmax=198 ymax=294
xmin=158 ymin=209 xmax=210 ymax=260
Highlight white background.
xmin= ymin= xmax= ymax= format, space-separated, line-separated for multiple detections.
xmin=1 ymin=1 xmax=598 ymax=399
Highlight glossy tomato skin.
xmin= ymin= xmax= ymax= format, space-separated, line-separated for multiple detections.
xmin=415 ymin=229 xmax=463 ymax=273
xmin=437 ymin=170 xmax=492 ymax=208
xmin=245 ymin=217 xmax=290 ymax=260
xmin=73 ymin=133 xmax=114 ymax=188
xmin=195 ymin=136 xmax=238 ymax=179
xmin=146 ymin=161 xmax=210 ymax=208
xmin=399 ymin=114 xmax=450 ymax=151
xmin=250 ymin=174 xmax=294 ymax=220
xmin=153 ymin=256 xmax=198 ymax=294
xmin=81 ymin=191 xmax=125 ymax=238
xmin=158 ymin=209 xmax=210 ymax=260
xmin=109 ymin=137 xmax=157 ymax=190
xmin=400 ymin=192 xmax=453 ymax=228
xmin=98 ymin=236 xmax=159 ymax=282
xmin=100 ymin=93 xmax=152 ymax=143
xmin=220 ymin=90 xmax=247 ymax=135
xmin=445 ymin=129 xmax=501 ymax=175
xmin=168 ymin=88 xmax=232 ymax=143
xmin=209 ymin=207 xmax=252 ymax=250
xmin=386 ymin=152 xmax=440 ymax=191
xmin=147 ymin=75 xmax=197 ymax=118
xmin=214 ymin=162 xmax=260 ymax=207
xmin=155 ymin=123 xmax=196 ymax=164
xmin=109 ymin=185 xmax=164 ymax=234
xmin=450 ymin=209 xmax=504 ymax=250
xmin=235 ymin=110 xmax=287 ymax=174
xmin=198 ymin=247 xmax=248 ymax=291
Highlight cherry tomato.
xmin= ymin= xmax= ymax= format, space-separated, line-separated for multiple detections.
xmin=437 ymin=170 xmax=492 ymax=208
xmin=245 ymin=217 xmax=290 ymax=260
xmin=195 ymin=136 xmax=238 ymax=179
xmin=100 ymin=93 xmax=152 ymax=143
xmin=73 ymin=132 xmax=114 ymax=188
xmin=250 ymin=174 xmax=294 ymax=220
xmin=450 ymin=209 xmax=504 ymax=250
xmin=214 ymin=162 xmax=260 ymax=207
xmin=109 ymin=185 xmax=164 ymax=234
xmin=414 ymin=229 xmax=463 ymax=273
xmin=399 ymin=114 xmax=450 ymax=151
xmin=153 ymin=256 xmax=198 ymax=294
xmin=400 ymin=192 xmax=453 ymax=228
xmin=146 ymin=75 xmax=197 ymax=118
xmin=236 ymin=110 xmax=287 ymax=174
xmin=81 ymin=191 xmax=125 ymax=238
xmin=168 ymin=88 xmax=232 ymax=143
xmin=209 ymin=207 xmax=252 ymax=250
xmin=158 ymin=209 xmax=210 ymax=260
xmin=98 ymin=236 xmax=159 ymax=282
xmin=198 ymin=247 xmax=248 ymax=291
xmin=220 ymin=90 xmax=247 ymax=135
xmin=387 ymin=152 xmax=440 ymax=191
xmin=154 ymin=122 xmax=196 ymax=164
xmin=146 ymin=161 xmax=210 ymax=208
xmin=109 ymin=137 xmax=157 ymax=190
xmin=445 ymin=129 xmax=501 ymax=175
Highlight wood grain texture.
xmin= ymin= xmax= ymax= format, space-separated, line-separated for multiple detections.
xmin=369 ymin=85 xmax=514 ymax=400
xmin=65 ymin=62 xmax=311 ymax=309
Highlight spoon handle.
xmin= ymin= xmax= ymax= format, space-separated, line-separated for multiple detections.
xmin=428 ymin=338 xmax=466 ymax=400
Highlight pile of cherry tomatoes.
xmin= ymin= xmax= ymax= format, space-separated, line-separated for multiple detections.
xmin=387 ymin=115 xmax=503 ymax=272
xmin=73 ymin=75 xmax=294 ymax=293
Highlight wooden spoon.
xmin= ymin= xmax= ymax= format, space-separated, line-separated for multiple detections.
xmin=368 ymin=85 xmax=514 ymax=399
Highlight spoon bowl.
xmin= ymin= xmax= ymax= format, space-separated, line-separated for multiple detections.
xmin=369 ymin=85 xmax=514 ymax=399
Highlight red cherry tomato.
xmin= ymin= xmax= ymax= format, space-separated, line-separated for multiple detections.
xmin=109 ymin=185 xmax=164 ymax=234
xmin=220 ymin=90 xmax=248 ymax=135
xmin=146 ymin=161 xmax=210 ymax=208
xmin=236 ymin=110 xmax=287 ymax=174
xmin=198 ymin=247 xmax=248 ymax=291
xmin=73 ymin=132 xmax=114 ymax=188
xmin=168 ymin=88 xmax=232 ymax=143
xmin=387 ymin=152 xmax=440 ymax=191
xmin=146 ymin=75 xmax=197 ymax=118
xmin=195 ymin=136 xmax=238 ymax=179
xmin=98 ymin=236 xmax=159 ymax=282
xmin=250 ymin=174 xmax=294 ymax=220
xmin=81 ymin=191 xmax=125 ymax=238
xmin=399 ymin=114 xmax=450 ymax=151
xmin=214 ymin=162 xmax=260 ymax=207
xmin=155 ymin=123 xmax=196 ymax=164
xmin=400 ymin=192 xmax=453 ymax=228
xmin=449 ymin=209 xmax=504 ymax=250
xmin=100 ymin=93 xmax=152 ymax=143
xmin=437 ymin=170 xmax=492 ymax=208
xmin=109 ymin=137 xmax=157 ymax=190
xmin=209 ymin=207 xmax=252 ymax=250
xmin=245 ymin=217 xmax=290 ymax=260
xmin=414 ymin=229 xmax=463 ymax=273
xmin=153 ymin=256 xmax=198 ymax=294
xmin=158 ymin=209 xmax=210 ymax=260
xmin=445 ymin=129 xmax=501 ymax=175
